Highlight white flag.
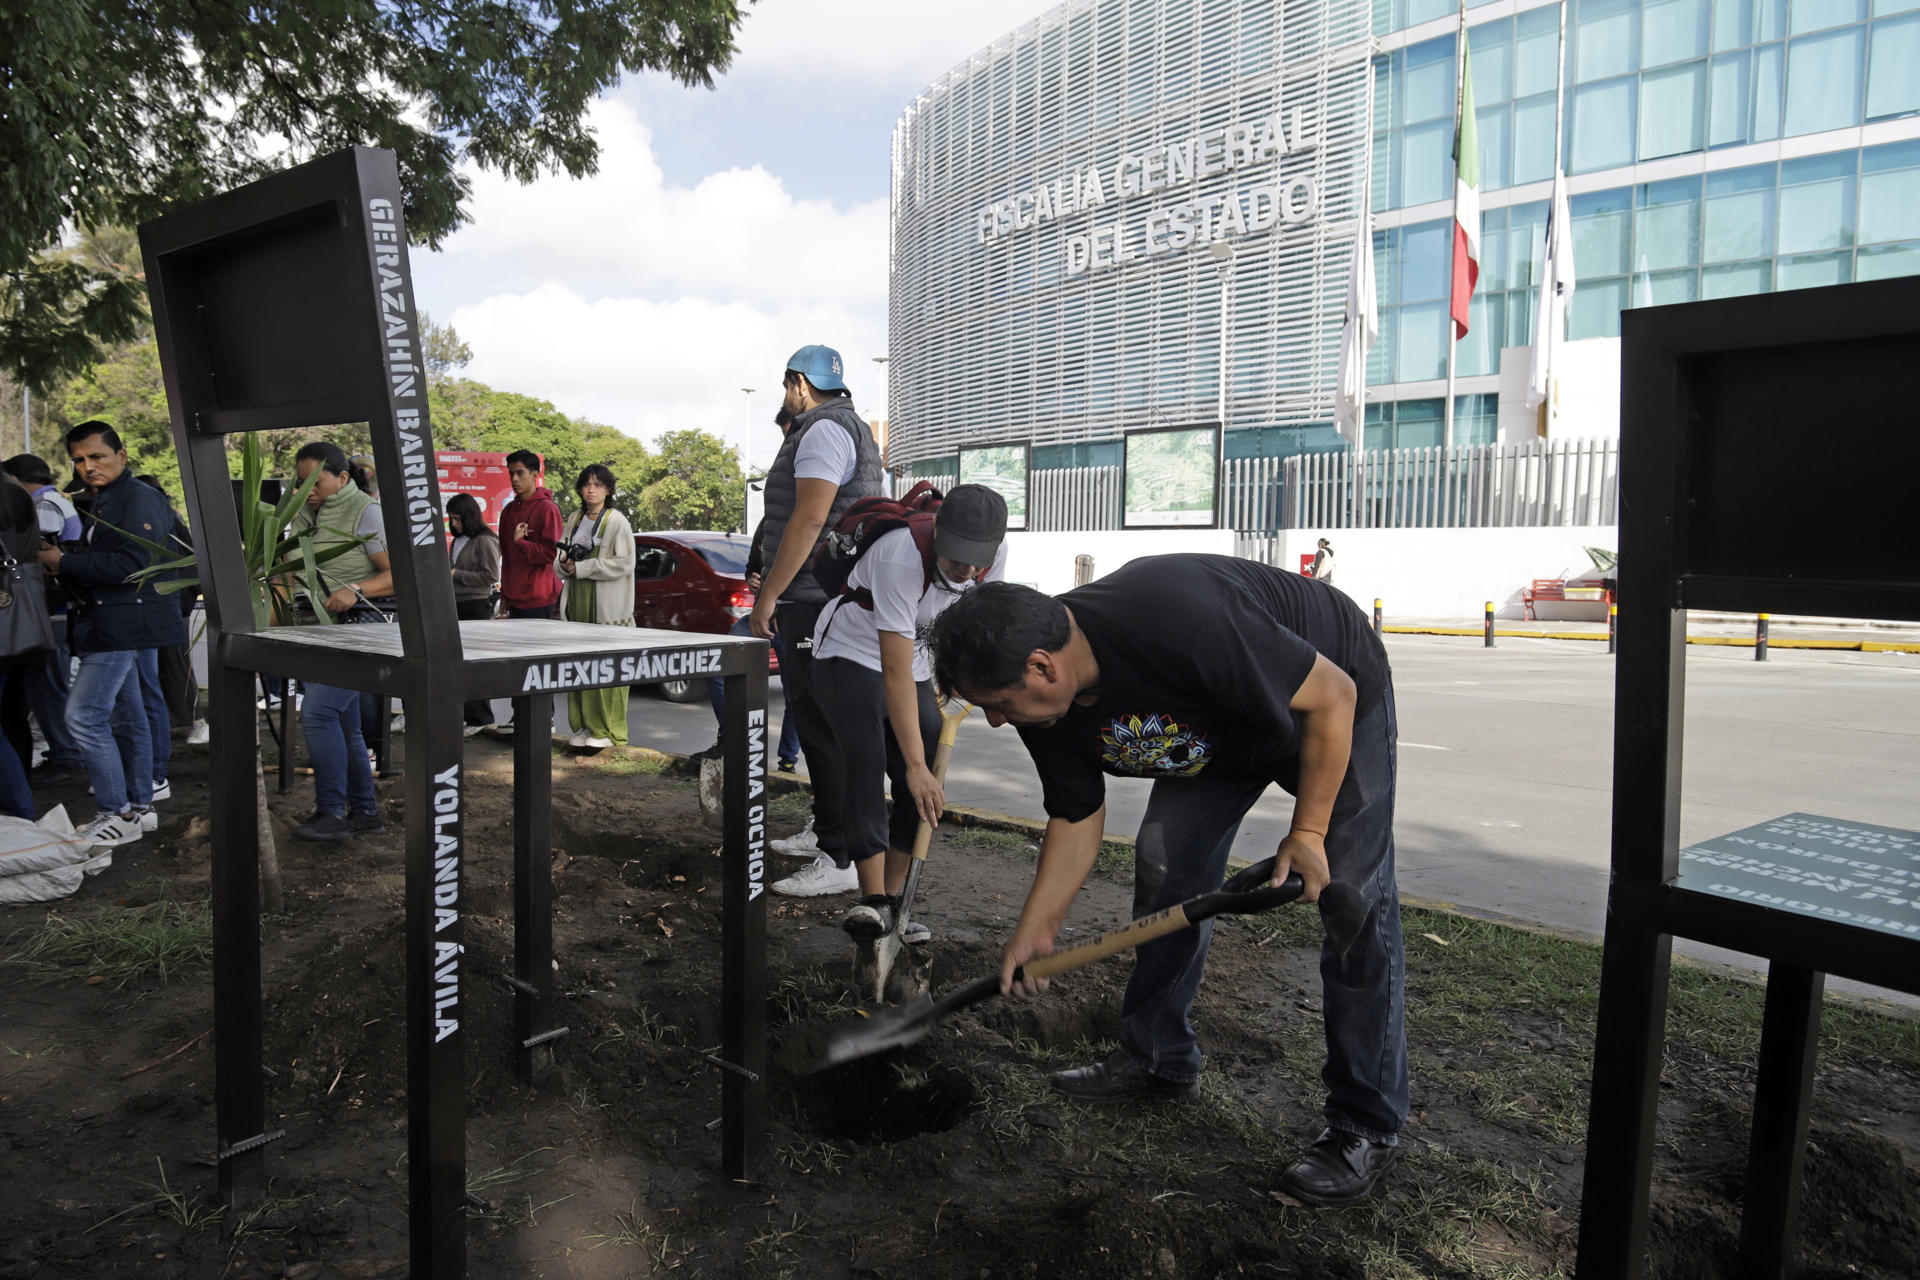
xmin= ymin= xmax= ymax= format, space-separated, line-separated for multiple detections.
xmin=1335 ymin=214 xmax=1377 ymax=446
xmin=1527 ymin=171 xmax=1575 ymax=423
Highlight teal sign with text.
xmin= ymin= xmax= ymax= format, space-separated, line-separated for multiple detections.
xmin=1676 ymin=813 xmax=1920 ymax=939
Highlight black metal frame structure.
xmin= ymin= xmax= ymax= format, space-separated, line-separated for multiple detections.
xmin=139 ymin=147 xmax=770 ymax=1280
xmin=1119 ymin=421 xmax=1224 ymax=530
xmin=1576 ymin=275 xmax=1920 ymax=1278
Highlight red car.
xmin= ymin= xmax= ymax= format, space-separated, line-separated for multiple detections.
xmin=630 ymin=531 xmax=774 ymax=701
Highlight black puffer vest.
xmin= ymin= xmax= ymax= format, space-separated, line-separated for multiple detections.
xmin=761 ymin=396 xmax=885 ymax=604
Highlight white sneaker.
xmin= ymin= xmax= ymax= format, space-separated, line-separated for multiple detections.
xmin=462 ymin=724 xmax=486 ymax=738
xmin=150 ymin=779 xmax=172 ymax=802
xmin=582 ymin=736 xmax=613 ymax=750
xmin=770 ymin=854 xmax=860 ymax=898
xmin=569 ymin=730 xmax=590 ymax=747
xmin=769 ymin=819 xmax=820 ymax=858
xmin=186 ymin=720 xmax=210 ymax=745
xmin=390 ymin=714 xmax=406 ymax=734
xmin=129 ymin=805 xmax=158 ymax=832
xmin=77 ymin=812 xmax=142 ymax=848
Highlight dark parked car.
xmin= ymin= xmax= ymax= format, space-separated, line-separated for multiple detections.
xmin=630 ymin=531 xmax=773 ymax=701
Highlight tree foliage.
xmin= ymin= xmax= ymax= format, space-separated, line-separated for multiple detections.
xmin=2 ymin=0 xmax=744 ymax=388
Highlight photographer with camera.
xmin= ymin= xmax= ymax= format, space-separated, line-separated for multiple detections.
xmin=558 ymin=464 xmax=635 ymax=750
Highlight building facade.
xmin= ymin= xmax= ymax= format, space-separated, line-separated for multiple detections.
xmin=889 ymin=0 xmax=1920 ymax=485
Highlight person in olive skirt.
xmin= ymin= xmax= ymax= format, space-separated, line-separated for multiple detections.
xmin=558 ymin=465 xmax=636 ymax=749
xmin=446 ymin=493 xmax=501 ymax=735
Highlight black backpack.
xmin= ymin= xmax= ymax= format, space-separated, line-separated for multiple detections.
xmin=811 ymin=481 xmax=943 ymax=609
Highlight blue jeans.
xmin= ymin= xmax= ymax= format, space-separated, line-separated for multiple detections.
xmin=67 ymin=650 xmax=154 ymax=815
xmin=136 ymin=646 xmax=171 ymax=783
xmin=301 ymin=682 xmax=377 ymax=818
xmin=25 ymin=621 xmax=82 ymax=770
xmin=1119 ymin=687 xmax=1407 ymax=1145
xmin=0 ymin=670 xmax=35 ymax=819
xmin=708 ymin=618 xmax=799 ymax=766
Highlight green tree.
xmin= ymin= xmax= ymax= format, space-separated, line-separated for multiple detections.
xmin=631 ymin=429 xmax=743 ymax=531
xmin=421 ymin=314 xmax=472 ymax=382
xmin=2 ymin=0 xmax=744 ymax=388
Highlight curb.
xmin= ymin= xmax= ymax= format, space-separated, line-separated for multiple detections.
xmin=1380 ymin=625 xmax=1920 ymax=653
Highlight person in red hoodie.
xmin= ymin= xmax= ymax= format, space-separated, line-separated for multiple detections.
xmin=497 ymin=450 xmax=564 ymax=619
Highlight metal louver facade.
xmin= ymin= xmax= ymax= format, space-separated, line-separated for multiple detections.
xmin=888 ymin=0 xmax=1373 ymax=469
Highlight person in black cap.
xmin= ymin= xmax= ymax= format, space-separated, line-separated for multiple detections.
xmin=783 ymin=485 xmax=1009 ymax=933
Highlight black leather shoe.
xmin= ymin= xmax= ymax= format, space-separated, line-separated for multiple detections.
xmin=1277 ymin=1128 xmax=1399 ymax=1206
xmin=1049 ymin=1049 xmax=1198 ymax=1104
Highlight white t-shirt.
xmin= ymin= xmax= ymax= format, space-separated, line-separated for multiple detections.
xmin=813 ymin=525 xmax=1008 ymax=681
xmin=793 ymin=417 xmax=859 ymax=485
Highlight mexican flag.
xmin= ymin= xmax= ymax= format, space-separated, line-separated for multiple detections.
xmin=1451 ymin=31 xmax=1480 ymax=340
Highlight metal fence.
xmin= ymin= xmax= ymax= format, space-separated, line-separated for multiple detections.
xmin=1224 ymin=437 xmax=1619 ymax=532
xmin=922 ymin=437 xmax=1617 ymax=535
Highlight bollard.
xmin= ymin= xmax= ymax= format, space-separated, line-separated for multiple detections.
xmin=1373 ymin=598 xmax=1383 ymax=636
xmin=1073 ymin=554 xmax=1095 ymax=587
xmin=1484 ymin=601 xmax=1495 ymax=648
xmin=1607 ymin=603 xmax=1618 ymax=655
xmin=1756 ymin=612 xmax=1769 ymax=662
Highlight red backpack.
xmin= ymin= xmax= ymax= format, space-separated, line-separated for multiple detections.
xmin=811 ymin=481 xmax=944 ymax=610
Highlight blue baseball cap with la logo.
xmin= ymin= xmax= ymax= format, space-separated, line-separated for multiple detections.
xmin=785 ymin=344 xmax=847 ymax=392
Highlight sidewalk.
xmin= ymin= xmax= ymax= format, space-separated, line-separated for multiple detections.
xmin=1381 ymin=614 xmax=1920 ymax=653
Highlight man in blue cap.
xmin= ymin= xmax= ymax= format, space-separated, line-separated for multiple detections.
xmin=749 ymin=345 xmax=886 ymax=897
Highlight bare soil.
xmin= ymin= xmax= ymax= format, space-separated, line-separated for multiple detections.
xmin=1 ymin=736 xmax=1915 ymax=1279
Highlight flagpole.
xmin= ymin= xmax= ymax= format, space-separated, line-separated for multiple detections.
xmin=1443 ymin=0 xmax=1466 ymax=449
xmin=1539 ymin=0 xmax=1569 ymax=439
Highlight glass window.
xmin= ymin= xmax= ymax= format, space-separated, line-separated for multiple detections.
xmin=1643 ymin=0 xmax=1710 ymax=64
xmin=1576 ymin=0 xmax=1639 ymax=82
xmin=1784 ymin=26 xmax=1864 ymax=135
xmin=1401 ymin=220 xmax=1453 ymax=301
xmin=1702 ymin=259 xmax=1773 ymax=295
xmin=1789 ymin=0 xmax=1865 ymax=33
xmin=1752 ymin=42 xmax=1785 ymax=140
xmin=1778 ymin=152 xmax=1857 ymax=252
xmin=1640 ymin=60 xmax=1709 ymax=157
xmin=1471 ymin=19 xmax=1514 ymax=103
xmin=1456 ymin=292 xmax=1506 ymax=375
xmin=1364 ymin=402 xmax=1392 ymax=452
xmin=1505 ymin=202 xmax=1550 ymax=287
xmin=1515 ymin=6 xmax=1563 ymax=96
xmin=1402 ymin=119 xmax=1456 ymax=206
xmin=1572 ymin=77 xmax=1638 ymax=171
xmin=1479 ymin=206 xmax=1511 ymax=286
xmin=1508 ymin=288 xmax=1539 ymax=347
xmin=1404 ymin=36 xmax=1458 ymax=122
xmin=1395 ymin=399 xmax=1446 ymax=449
xmin=1477 ymin=106 xmax=1512 ymax=189
xmin=1373 ymin=227 xmax=1400 ymax=309
xmin=1859 ymin=141 xmax=1920 ymax=243
xmin=1513 ymin=93 xmax=1559 ymax=183
xmin=1570 ymin=276 xmax=1629 ymax=337
xmin=1573 ymin=188 xmax=1633 ymax=276
xmin=1875 ymin=0 xmax=1920 ymax=14
xmin=1715 ymin=0 xmax=1788 ymax=50
xmin=1866 ymin=14 xmax=1920 ymax=118
xmin=1636 ymin=267 xmax=1700 ymax=304
xmin=1397 ymin=303 xmax=1450 ymax=381
xmin=1409 ymin=0 xmax=1457 ymax=26
xmin=1635 ymin=177 xmax=1702 ymax=269
xmin=1775 ymin=249 xmax=1853 ymax=288
xmin=1709 ymin=52 xmax=1751 ymax=146
xmin=1455 ymin=393 xmax=1500 ymax=446
xmin=1856 ymin=240 xmax=1920 ymax=278
xmin=1704 ymin=164 xmax=1777 ymax=261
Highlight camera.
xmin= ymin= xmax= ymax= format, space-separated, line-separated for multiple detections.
xmin=563 ymin=543 xmax=595 ymax=562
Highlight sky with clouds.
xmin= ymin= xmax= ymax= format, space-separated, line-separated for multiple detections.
xmin=412 ymin=0 xmax=1052 ymax=469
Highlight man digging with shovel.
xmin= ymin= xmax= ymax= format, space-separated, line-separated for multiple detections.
xmin=928 ymin=555 xmax=1407 ymax=1207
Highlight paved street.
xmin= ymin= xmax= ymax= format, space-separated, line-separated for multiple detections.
xmin=548 ymin=632 xmax=1919 ymax=1000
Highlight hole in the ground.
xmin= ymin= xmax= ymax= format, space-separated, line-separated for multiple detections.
xmin=795 ymin=1055 xmax=979 ymax=1143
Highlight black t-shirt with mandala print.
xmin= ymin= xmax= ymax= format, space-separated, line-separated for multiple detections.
xmin=1016 ymin=554 xmax=1389 ymax=823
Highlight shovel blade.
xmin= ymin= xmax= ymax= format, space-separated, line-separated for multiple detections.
xmin=801 ymin=995 xmax=940 ymax=1073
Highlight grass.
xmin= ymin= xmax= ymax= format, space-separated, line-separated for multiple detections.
xmin=589 ymin=751 xmax=670 ymax=777
xmin=5 ymin=901 xmax=214 ymax=989
xmin=89 ymin=1159 xmax=224 ymax=1236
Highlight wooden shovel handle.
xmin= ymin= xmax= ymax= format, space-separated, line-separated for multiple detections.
xmin=908 ymin=701 xmax=972 ymax=863
xmin=1023 ymin=904 xmax=1195 ymax=980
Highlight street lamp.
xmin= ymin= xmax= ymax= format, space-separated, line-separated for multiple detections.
xmin=1208 ymin=241 xmax=1235 ymax=431
xmin=739 ymin=387 xmax=756 ymax=534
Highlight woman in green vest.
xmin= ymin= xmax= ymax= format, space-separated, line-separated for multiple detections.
xmin=288 ymin=442 xmax=391 ymax=842
xmin=559 ymin=464 xmax=637 ymax=749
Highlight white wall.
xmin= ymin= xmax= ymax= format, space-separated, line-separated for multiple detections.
xmin=1003 ymin=529 xmax=1238 ymax=595
xmin=1496 ymin=337 xmax=1620 ymax=443
xmin=1277 ymin=526 xmax=1618 ymax=620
